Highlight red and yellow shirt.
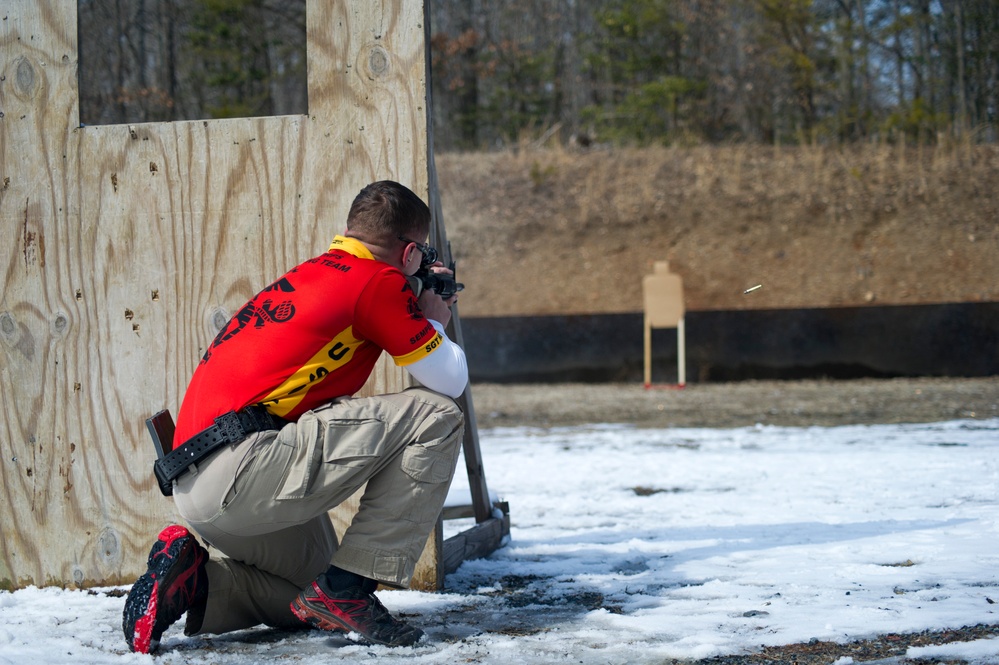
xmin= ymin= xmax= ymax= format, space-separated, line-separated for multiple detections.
xmin=173 ymin=236 xmax=441 ymax=446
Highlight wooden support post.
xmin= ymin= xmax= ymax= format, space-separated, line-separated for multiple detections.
xmin=677 ymin=318 xmax=687 ymax=387
xmin=424 ymin=25 xmax=495 ymax=526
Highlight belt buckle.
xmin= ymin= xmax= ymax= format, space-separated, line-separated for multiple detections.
xmin=214 ymin=411 xmax=246 ymax=442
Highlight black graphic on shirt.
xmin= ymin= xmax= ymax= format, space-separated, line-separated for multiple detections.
xmin=200 ymin=276 xmax=297 ymax=363
xmin=401 ymin=282 xmax=425 ymax=322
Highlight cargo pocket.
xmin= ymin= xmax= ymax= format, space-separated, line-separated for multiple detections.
xmin=400 ymin=442 xmax=456 ymax=486
xmin=275 ymin=412 xmax=320 ymax=501
xmin=277 ymin=415 xmax=384 ymax=501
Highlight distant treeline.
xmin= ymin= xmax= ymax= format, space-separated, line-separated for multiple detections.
xmin=77 ymin=0 xmax=308 ymax=125
xmin=78 ymin=0 xmax=998 ymax=148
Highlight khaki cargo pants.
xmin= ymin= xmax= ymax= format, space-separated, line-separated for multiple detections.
xmin=172 ymin=387 xmax=464 ymax=635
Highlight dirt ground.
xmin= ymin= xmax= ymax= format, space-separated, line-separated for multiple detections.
xmin=469 ymin=376 xmax=999 ymax=430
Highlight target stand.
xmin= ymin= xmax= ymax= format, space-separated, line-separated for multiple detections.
xmin=643 ymin=261 xmax=687 ymax=388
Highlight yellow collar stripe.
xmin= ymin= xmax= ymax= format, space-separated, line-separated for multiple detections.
xmin=328 ymin=235 xmax=374 ymax=260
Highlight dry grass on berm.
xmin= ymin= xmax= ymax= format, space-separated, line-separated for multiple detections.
xmin=438 ymin=143 xmax=999 ymax=318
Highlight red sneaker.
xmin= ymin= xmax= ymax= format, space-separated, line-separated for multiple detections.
xmin=290 ymin=581 xmax=424 ymax=647
xmin=122 ymin=525 xmax=208 ymax=653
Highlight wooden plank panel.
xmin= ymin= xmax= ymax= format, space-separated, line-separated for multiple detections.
xmin=1 ymin=0 xmax=434 ymax=589
xmin=0 ymin=1 xmax=119 ymax=590
xmin=307 ymin=0 xmax=430 ymax=200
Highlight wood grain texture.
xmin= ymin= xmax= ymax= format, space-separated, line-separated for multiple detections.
xmin=1 ymin=0 xmax=434 ymax=589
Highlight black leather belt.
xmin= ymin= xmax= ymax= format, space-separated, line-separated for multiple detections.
xmin=154 ymin=405 xmax=287 ymax=496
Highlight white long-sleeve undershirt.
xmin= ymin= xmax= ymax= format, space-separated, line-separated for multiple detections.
xmin=404 ymin=320 xmax=468 ymax=398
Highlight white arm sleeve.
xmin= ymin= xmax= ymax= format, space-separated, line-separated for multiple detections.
xmin=405 ymin=320 xmax=468 ymax=398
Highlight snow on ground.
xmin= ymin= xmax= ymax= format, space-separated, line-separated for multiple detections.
xmin=2 ymin=418 xmax=998 ymax=664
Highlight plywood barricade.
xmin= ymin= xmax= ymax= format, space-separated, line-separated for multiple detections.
xmin=643 ymin=261 xmax=687 ymax=387
xmin=0 ymin=0 xmax=506 ymax=592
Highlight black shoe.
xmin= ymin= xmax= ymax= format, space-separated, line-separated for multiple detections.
xmin=122 ymin=525 xmax=208 ymax=653
xmin=290 ymin=581 xmax=424 ymax=647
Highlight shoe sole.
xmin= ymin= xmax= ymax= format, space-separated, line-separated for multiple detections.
xmin=124 ymin=525 xmax=204 ymax=654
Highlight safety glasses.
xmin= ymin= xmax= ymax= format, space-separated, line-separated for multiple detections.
xmin=397 ymin=236 xmax=438 ymax=267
